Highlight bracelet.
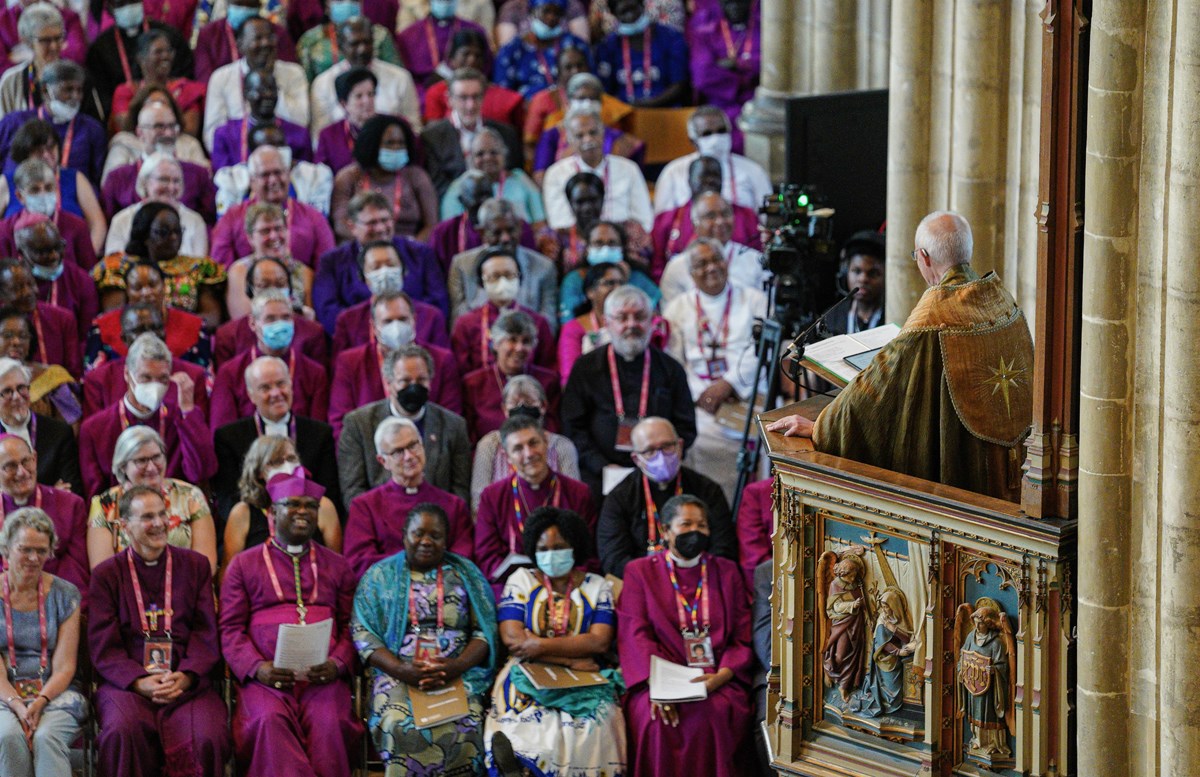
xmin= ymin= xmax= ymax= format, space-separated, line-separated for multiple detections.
xmin=4 ymin=695 xmax=17 ymax=706
xmin=36 ymin=694 xmax=50 ymax=705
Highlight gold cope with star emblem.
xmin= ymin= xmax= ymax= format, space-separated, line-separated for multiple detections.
xmin=940 ymin=308 xmax=1035 ymax=447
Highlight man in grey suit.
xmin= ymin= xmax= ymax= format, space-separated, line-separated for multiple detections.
xmin=337 ymin=344 xmax=471 ymax=511
xmin=447 ymin=198 xmax=558 ymax=327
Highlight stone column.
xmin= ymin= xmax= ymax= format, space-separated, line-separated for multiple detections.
xmin=739 ymin=0 xmax=797 ymax=180
xmin=812 ymin=0 xmax=858 ymax=93
xmin=1076 ymin=2 xmax=1143 ymax=775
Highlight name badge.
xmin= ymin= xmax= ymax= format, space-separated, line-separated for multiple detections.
xmin=144 ymin=640 xmax=173 ymax=674
xmin=684 ymin=633 xmax=715 ymax=668
xmin=13 ymin=677 xmax=42 ymax=699
xmin=415 ymin=630 xmax=441 ymax=662
xmin=615 ymin=419 xmax=637 ymax=452
xmin=705 ymin=358 xmax=727 ymax=379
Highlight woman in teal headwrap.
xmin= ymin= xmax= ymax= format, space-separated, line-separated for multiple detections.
xmin=352 ymin=502 xmax=498 ymax=776
xmin=484 ymin=506 xmax=626 ymax=777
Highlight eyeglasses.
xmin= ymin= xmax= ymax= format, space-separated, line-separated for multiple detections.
xmin=139 ymin=122 xmax=180 ymax=133
xmin=381 ymin=439 xmax=423 ymax=459
xmin=129 ymin=453 xmax=166 ymax=470
xmin=277 ymin=498 xmax=318 ymax=513
xmin=34 ymin=34 xmax=65 ymax=46
xmin=0 ymin=455 xmax=34 ymax=476
xmin=0 ymin=383 xmax=29 ymax=400
xmin=636 ymin=439 xmax=680 ymax=456
xmin=12 ymin=545 xmax=50 ymax=559
xmin=910 ymin=249 xmax=923 ymax=261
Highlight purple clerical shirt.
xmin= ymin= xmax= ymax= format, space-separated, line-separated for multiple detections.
xmin=194 ymin=19 xmax=299 ymax=85
xmin=209 ymin=346 xmax=329 ymax=429
xmin=429 ymin=213 xmax=537 ymax=276
xmin=81 ymin=357 xmax=210 ymax=419
xmin=210 ymin=117 xmax=314 ymax=174
xmin=35 ymin=261 xmax=98 ymax=342
xmin=344 ymin=480 xmax=472 ymax=579
xmin=0 ymin=210 xmax=96 ymax=269
xmin=211 ymin=199 xmax=336 ymax=270
xmin=213 ymin=315 xmax=329 ymax=370
xmin=331 ymin=298 xmax=449 ymax=354
xmin=462 ymin=363 xmax=560 ymax=443
xmin=328 ymin=342 xmax=462 ymax=438
xmin=101 ymin=160 xmax=217 ymax=225
xmin=449 ymin=300 xmax=558 ymax=376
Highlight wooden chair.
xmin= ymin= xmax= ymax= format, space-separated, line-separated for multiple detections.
xmin=629 ymin=107 xmax=697 ymax=167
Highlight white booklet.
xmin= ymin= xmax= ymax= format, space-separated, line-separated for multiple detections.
xmin=649 ymin=655 xmax=708 ymax=703
xmin=273 ymin=618 xmax=333 ymax=672
xmin=490 ymin=552 xmax=533 ymax=582
xmin=801 ymin=323 xmax=901 ymax=387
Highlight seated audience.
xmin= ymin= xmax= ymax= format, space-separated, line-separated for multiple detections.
xmin=560 ymin=286 xmax=695 ymax=497
xmin=0 ymin=259 xmax=80 ymax=378
xmin=87 ymin=484 xmax=231 ymax=777
xmin=0 ymin=507 xmax=86 ymax=777
xmin=530 ymin=72 xmax=645 ymax=179
xmin=203 ymin=16 xmax=309 ymax=151
xmin=595 ymin=0 xmax=688 ymax=106
xmin=16 ymin=216 xmax=98 ymax=342
xmin=558 ymin=220 xmax=659 ymax=325
xmin=0 ymin=357 xmax=82 ymax=492
xmin=430 ymin=172 xmax=537 ymax=275
xmin=345 ymin=416 xmax=472 ymax=578
xmin=591 ymin=0 xmax=688 ymax=36
xmin=194 ymin=0 xmax=300 ymax=84
xmin=470 ymin=374 xmax=579 ymax=511
xmin=85 ymin=0 xmax=193 ymax=120
xmin=542 ymin=171 xmax=652 ymax=274
xmin=687 ymin=0 xmax=760 ymax=136
xmin=309 ymin=16 xmax=421 ymax=134
xmin=331 ymin=114 xmax=439 ymax=243
xmin=543 ymin=106 xmax=653 ymax=235
xmin=398 ymin=0 xmax=496 ymax=48
xmin=484 ymin=505 xmax=625 ymax=775
xmin=663 ymin=238 xmax=767 ymax=499
xmin=220 ymin=438 xmax=342 ymax=565
xmin=0 ymin=159 xmax=97 ymax=270
xmin=450 ymin=246 xmax=556 ymax=375
xmin=218 ymin=468 xmax=361 ymax=777
xmin=101 ymin=156 xmax=210 ymax=259
xmin=210 ymin=302 xmax=329 ymax=428
xmin=211 ymin=68 xmax=313 ymax=174
xmin=423 ymin=30 xmax=524 ymax=127
xmin=213 ymin=122 xmax=334 ymax=217
xmin=658 ymin=193 xmax=766 ymax=302
xmin=474 ymin=415 xmax=592 ymax=596
xmin=224 ymin=205 xmax=318 ymax=320
xmin=462 ymin=309 xmax=559 ymax=442
xmin=396 ymin=2 xmax=488 ymax=97
xmin=296 ymin=4 xmax=403 ymax=84
xmin=0 ymin=61 xmax=105 ymax=187
xmin=110 ymin=30 xmax=206 ymax=138
xmin=0 ymin=311 xmax=83 ymax=435
xmin=314 ymin=67 xmax=378 ymax=174
xmin=557 ymin=260 xmax=625 ymax=384
xmin=494 ymin=0 xmax=588 ymax=91
xmin=0 ymin=436 xmax=88 ymax=591
xmin=78 ymin=333 xmax=217 ymax=499
xmin=523 ymin=46 xmax=633 ymax=163
xmin=1 ymin=0 xmax=87 ymax=66
xmin=328 ymin=290 xmax=462 ymax=436
xmin=616 ymin=493 xmax=753 ymax=777
xmin=597 ymin=416 xmax=735 ymax=577
xmin=653 ymin=106 xmax=772 ymax=215
xmin=421 ymin=67 xmax=523 ymax=197
xmin=213 ymin=147 xmax=335 ymax=272
xmin=447 ymin=198 xmax=557 ymax=324
xmin=736 ymin=478 xmax=773 ymax=586
xmin=0 ymin=4 xmax=71 ymax=112
xmin=337 ymin=344 xmax=470 ymax=508
xmin=352 ymin=502 xmax=497 ymax=775
xmin=214 ymin=256 xmax=328 ymax=366
xmin=314 ymin=190 xmax=449 ymax=333
xmin=86 ymin=425 xmax=218 ymax=572
xmin=441 ymin=129 xmax=544 ymax=227
xmin=102 ymin=86 xmax=210 ymax=178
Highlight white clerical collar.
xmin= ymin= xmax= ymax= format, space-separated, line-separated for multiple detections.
xmin=389 ymin=401 xmax=426 ymax=422
xmin=285 ymin=544 xmax=305 ymax=555
xmin=0 ymin=417 xmax=30 ymax=444
xmin=669 ymin=551 xmax=700 ymax=568
xmin=10 ymin=493 xmax=28 ymax=507
xmin=123 ymin=396 xmax=154 ymax=420
xmin=260 ymin=411 xmax=291 ymax=436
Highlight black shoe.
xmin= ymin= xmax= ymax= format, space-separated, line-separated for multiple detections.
xmin=491 ymin=732 xmax=525 ymax=777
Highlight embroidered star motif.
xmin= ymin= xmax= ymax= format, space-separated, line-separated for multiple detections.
xmin=984 ymin=355 xmax=1026 ymax=418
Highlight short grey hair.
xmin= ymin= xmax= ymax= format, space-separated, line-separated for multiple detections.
xmin=40 ymin=60 xmax=84 ymax=89
xmin=477 ymin=197 xmax=516 ymax=227
xmin=13 ymin=159 xmax=54 ymax=193
xmin=565 ymin=72 xmax=602 ymax=98
xmin=689 ymin=192 xmax=731 ymax=227
xmin=126 ymin=332 xmax=172 ymax=373
xmin=564 ymin=104 xmax=602 ymax=127
xmin=247 ymin=145 xmax=287 ymax=178
xmin=373 ymin=416 xmax=420 ymax=456
xmin=471 ymin=127 xmax=509 ymax=164
xmin=18 ymin=3 xmax=62 ymax=43
xmin=0 ymin=508 xmax=57 ymax=557
xmin=501 ymin=374 xmax=546 ymax=405
xmin=384 ymin=344 xmax=434 ymax=381
xmin=112 ymin=426 xmax=166 ymax=486
xmin=914 ymin=210 xmax=973 ymax=268
xmin=686 ymin=237 xmax=725 ymax=269
xmin=135 ymin=153 xmax=183 ymax=199
xmin=490 ymin=310 xmax=538 ymax=350
xmin=250 ymin=289 xmax=292 ymax=319
xmin=687 ymin=105 xmax=730 ymax=139
xmin=244 ymin=354 xmax=290 ymax=392
xmin=603 ymin=284 xmax=652 ymax=318
xmin=0 ymin=357 xmax=31 ymax=384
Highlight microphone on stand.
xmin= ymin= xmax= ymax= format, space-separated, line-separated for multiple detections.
xmin=782 ymin=288 xmax=860 ymax=364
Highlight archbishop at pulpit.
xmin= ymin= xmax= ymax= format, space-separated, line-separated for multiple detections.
xmin=767 ymin=211 xmax=1033 ymax=502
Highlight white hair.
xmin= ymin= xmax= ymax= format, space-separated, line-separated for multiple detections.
xmin=250 ymin=289 xmax=292 ymax=319
xmin=0 ymin=357 xmax=31 ymax=384
xmin=244 ymin=354 xmax=290 ymax=392
xmin=135 ymin=153 xmax=183 ymax=200
xmin=112 ymin=426 xmax=165 ymax=486
xmin=373 ymin=416 xmax=420 ymax=456
xmin=914 ymin=211 xmax=973 ymax=268
xmin=126 ymin=332 xmax=172 ymax=373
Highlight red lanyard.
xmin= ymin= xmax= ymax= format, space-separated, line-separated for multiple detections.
xmin=30 ymin=308 xmax=47 ymax=364
xmin=2 ymin=572 xmax=47 ymax=682
xmin=224 ymin=20 xmax=237 ymax=60
xmin=408 ymin=566 xmax=444 ymax=635
xmin=456 ymin=213 xmax=469 ymax=254
xmin=327 ymin=24 xmax=340 ymax=62
xmin=360 ymin=174 xmax=404 ymax=222
xmin=127 ymin=548 xmax=173 ymax=636
xmin=664 ymin=552 xmax=709 ymax=636
xmin=424 ymin=18 xmax=460 ymax=67
xmin=607 ymin=344 xmax=650 ymax=423
xmin=541 ymin=573 xmax=573 ymax=636
xmin=118 ymin=400 xmax=168 ymax=437
xmin=534 ymin=40 xmax=560 ymax=84
xmin=509 ymin=472 xmax=560 ymax=548
xmin=479 ymin=304 xmax=492 ymax=367
xmin=719 ymin=19 xmax=753 ymax=61
xmin=2 ymin=485 xmax=44 ymax=517
xmin=694 ymin=287 xmax=733 ymax=364
xmin=114 ymin=21 xmax=151 ymax=85
xmin=37 ymin=108 xmax=74 ymax=167
xmin=239 ymin=117 xmax=250 ymax=162
xmin=620 ymin=28 xmax=652 ymax=101
xmin=262 ymin=541 xmax=319 ymax=625
xmin=342 ymin=120 xmax=356 ymax=152
xmin=643 ymin=471 xmax=682 ymax=549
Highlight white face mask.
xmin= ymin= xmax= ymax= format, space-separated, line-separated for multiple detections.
xmin=365 ymin=266 xmax=404 ymax=295
xmin=264 ymin=460 xmax=299 ymax=481
xmin=47 ymin=99 xmax=80 ymax=124
xmin=130 ymin=379 xmax=168 ymax=412
xmin=484 ymin=277 xmax=520 ymax=306
xmin=23 ymin=192 xmax=56 ymax=217
xmin=695 ymin=132 xmax=732 ymax=159
xmin=377 ymin=320 xmax=415 ymax=351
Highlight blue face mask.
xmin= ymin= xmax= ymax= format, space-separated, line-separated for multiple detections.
xmin=378 ymin=148 xmax=409 ymax=171
xmin=536 ymin=548 xmax=575 ymax=578
xmin=530 ymin=17 xmax=561 ymax=40
xmin=329 ymin=0 xmax=361 ymax=24
xmin=30 ymin=262 xmax=63 ymax=282
xmin=587 ymin=245 xmax=623 ymax=265
xmin=616 ymin=12 xmax=650 ymax=36
xmin=226 ymin=4 xmax=260 ymax=31
xmin=260 ymin=319 xmax=295 ymax=351
xmin=429 ymin=0 xmax=457 ymax=20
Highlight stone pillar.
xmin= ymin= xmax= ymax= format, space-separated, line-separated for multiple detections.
xmin=1076 ymin=2 xmax=1142 ymax=776
xmin=739 ymin=0 xmax=797 ymax=181
xmin=883 ymin=0 xmax=933 ymax=322
xmin=812 ymin=0 xmax=858 ymax=93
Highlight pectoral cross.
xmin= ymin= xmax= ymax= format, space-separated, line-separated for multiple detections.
xmin=297 ymin=603 xmax=308 ymax=626
xmin=146 ymin=604 xmax=171 ymax=632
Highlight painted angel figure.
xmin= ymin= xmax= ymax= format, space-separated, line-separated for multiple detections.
xmin=818 ymin=548 xmax=869 ymax=702
xmin=954 ymin=598 xmax=1016 ymax=755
